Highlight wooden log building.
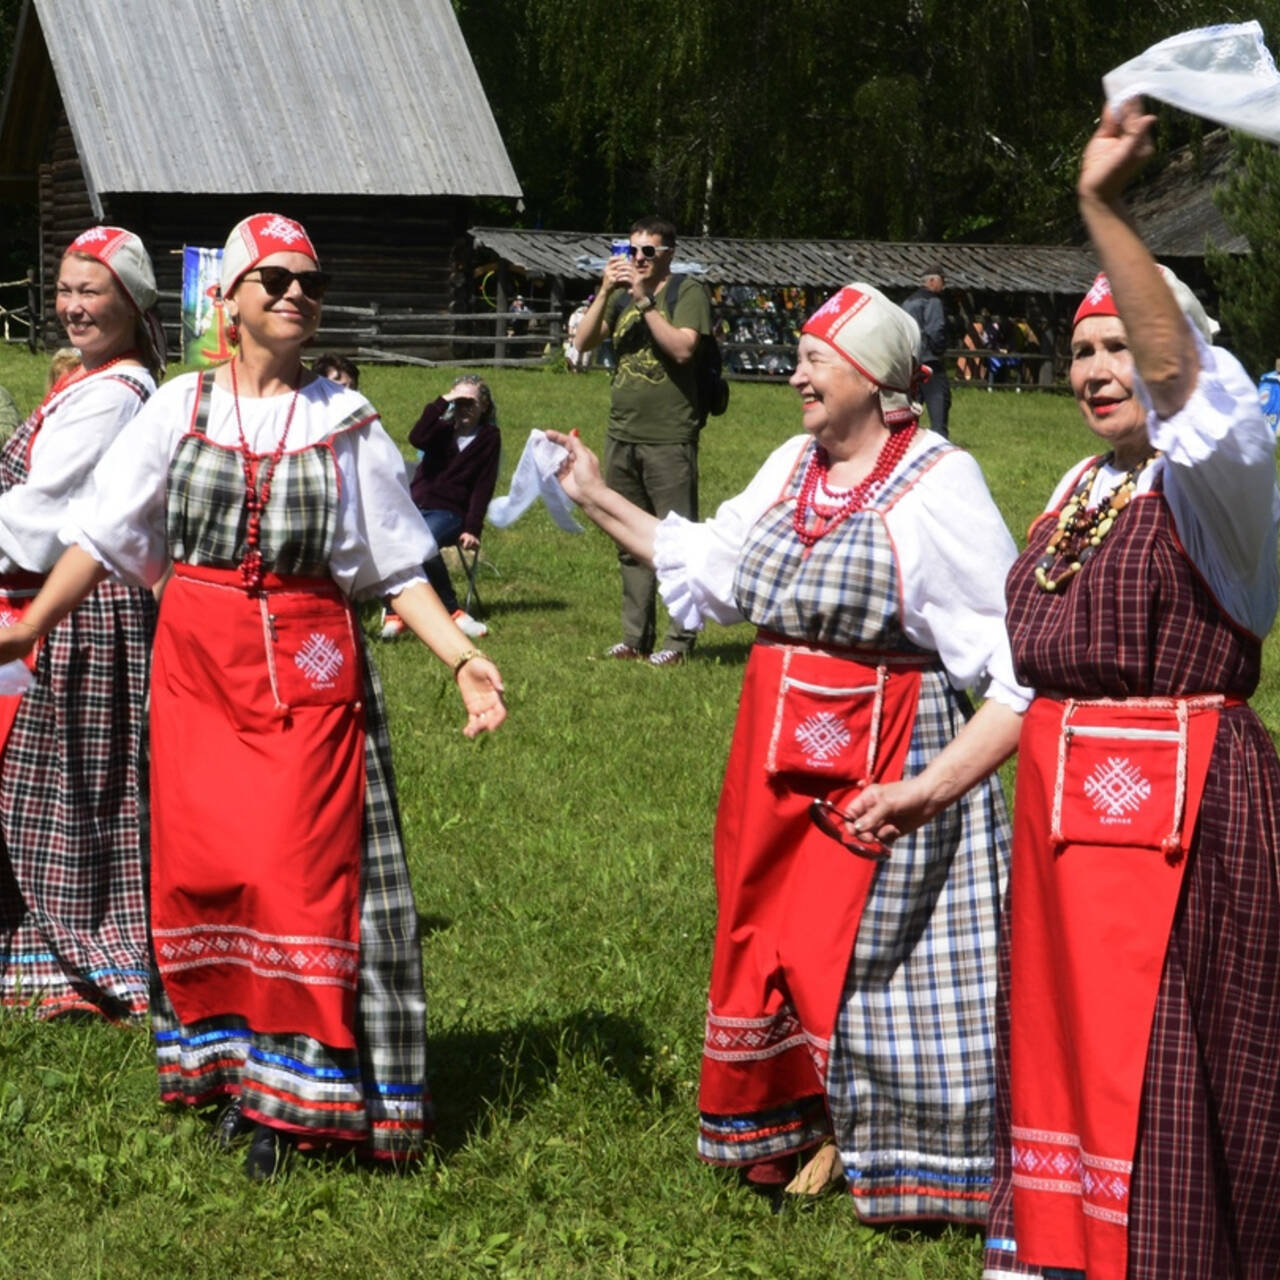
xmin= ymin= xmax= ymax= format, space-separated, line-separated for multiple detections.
xmin=0 ymin=0 xmax=521 ymax=355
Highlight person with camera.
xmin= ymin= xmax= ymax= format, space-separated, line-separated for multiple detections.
xmin=381 ymin=375 xmax=501 ymax=641
xmin=572 ymin=216 xmax=711 ymax=666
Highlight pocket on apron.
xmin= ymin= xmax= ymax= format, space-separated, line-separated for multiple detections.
xmin=1051 ymin=704 xmax=1190 ymax=851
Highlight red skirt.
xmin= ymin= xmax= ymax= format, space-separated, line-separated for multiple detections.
xmin=699 ymin=636 xmax=929 ymax=1118
xmin=1008 ymin=694 xmax=1221 ymax=1278
xmin=149 ymin=565 xmax=366 ymax=1049
xmin=0 ymin=571 xmax=44 ymax=758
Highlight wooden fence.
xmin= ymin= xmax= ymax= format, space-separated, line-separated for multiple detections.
xmin=0 ymin=275 xmax=39 ymax=352
xmin=140 ymin=294 xmax=1066 ymax=388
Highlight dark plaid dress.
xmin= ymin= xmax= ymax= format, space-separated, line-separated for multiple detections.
xmin=149 ymin=379 xmax=430 ymax=1161
xmin=0 ymin=386 xmax=156 ymax=1018
xmin=985 ymin=478 xmax=1280 ymax=1278
xmin=698 ymin=436 xmax=1012 ymax=1223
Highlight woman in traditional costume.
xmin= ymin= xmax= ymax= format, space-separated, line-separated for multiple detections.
xmin=0 ymin=227 xmax=163 ymax=1019
xmin=0 ymin=213 xmax=506 ymax=1179
xmin=851 ymin=101 xmax=1280 ymax=1279
xmin=547 ymin=281 xmax=1028 ymax=1220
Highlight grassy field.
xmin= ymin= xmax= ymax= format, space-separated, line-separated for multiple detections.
xmin=0 ymin=347 xmax=1276 ymax=1280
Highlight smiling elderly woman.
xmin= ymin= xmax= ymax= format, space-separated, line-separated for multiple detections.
xmin=0 ymin=213 xmax=506 ymax=1179
xmin=548 ymin=283 xmax=1028 ymax=1220
xmin=849 ymin=102 xmax=1280 ymax=1280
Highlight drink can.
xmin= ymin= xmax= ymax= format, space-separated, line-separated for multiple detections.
xmin=610 ymin=238 xmax=631 ymax=258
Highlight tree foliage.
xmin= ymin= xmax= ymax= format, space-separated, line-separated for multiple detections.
xmin=1208 ymin=135 xmax=1280 ymax=374
xmin=456 ymin=0 xmax=1265 ymax=242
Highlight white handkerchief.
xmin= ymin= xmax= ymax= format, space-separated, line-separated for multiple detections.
xmin=487 ymin=430 xmax=583 ymax=533
xmin=1104 ymin=21 xmax=1280 ymax=143
xmin=0 ymin=660 xmax=33 ymax=695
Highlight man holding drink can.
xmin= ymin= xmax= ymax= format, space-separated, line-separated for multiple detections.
xmin=572 ymin=216 xmax=712 ymax=666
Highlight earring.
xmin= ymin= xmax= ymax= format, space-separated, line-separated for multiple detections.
xmin=226 ymin=318 xmax=239 ymax=346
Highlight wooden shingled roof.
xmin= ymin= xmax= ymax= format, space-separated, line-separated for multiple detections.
xmin=0 ymin=0 xmax=520 ymax=212
xmin=1127 ymin=129 xmax=1247 ymax=257
xmin=470 ymin=228 xmax=1102 ymax=296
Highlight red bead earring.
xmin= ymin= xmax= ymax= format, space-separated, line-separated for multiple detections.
xmin=227 ymin=319 xmax=239 ymax=346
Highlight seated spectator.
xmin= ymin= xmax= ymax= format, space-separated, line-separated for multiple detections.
xmin=381 ymin=375 xmax=500 ymax=641
xmin=312 ymin=352 xmax=359 ymax=389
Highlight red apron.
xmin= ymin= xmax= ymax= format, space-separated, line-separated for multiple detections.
xmin=149 ymin=564 xmax=366 ymax=1049
xmin=0 ymin=572 xmax=45 ymax=758
xmin=700 ymin=635 xmax=929 ymax=1114
xmin=1009 ymin=694 xmax=1222 ymax=1278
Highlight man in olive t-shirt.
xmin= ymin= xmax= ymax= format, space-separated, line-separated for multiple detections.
xmin=572 ymin=215 xmax=712 ymax=665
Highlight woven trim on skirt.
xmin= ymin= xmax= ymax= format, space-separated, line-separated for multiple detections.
xmin=152 ymin=649 xmax=432 ymax=1162
xmin=0 ymin=580 xmax=155 ymax=1018
xmin=697 ymin=671 xmax=1010 ymax=1224
xmin=984 ymin=707 xmax=1280 ymax=1276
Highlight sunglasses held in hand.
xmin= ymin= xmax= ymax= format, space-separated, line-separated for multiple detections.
xmin=809 ymin=797 xmax=891 ymax=861
xmin=241 ymin=266 xmax=332 ymax=300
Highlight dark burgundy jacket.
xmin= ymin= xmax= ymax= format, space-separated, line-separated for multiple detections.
xmin=407 ymin=398 xmax=501 ymax=539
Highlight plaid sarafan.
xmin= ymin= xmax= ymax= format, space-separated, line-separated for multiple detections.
xmin=165 ymin=373 xmax=344 ymax=572
xmin=986 ymin=483 xmax=1280 ymax=1276
xmin=732 ymin=437 xmax=950 ymax=648
xmin=149 ymin=385 xmax=429 ymax=1162
xmin=0 ymin=383 xmax=156 ymax=1019
xmin=700 ymin=434 xmax=1011 ymax=1223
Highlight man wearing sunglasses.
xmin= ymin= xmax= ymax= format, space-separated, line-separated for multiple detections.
xmin=572 ymin=215 xmax=712 ymax=666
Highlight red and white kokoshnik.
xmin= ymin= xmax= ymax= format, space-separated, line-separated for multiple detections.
xmin=220 ymin=212 xmax=319 ymax=295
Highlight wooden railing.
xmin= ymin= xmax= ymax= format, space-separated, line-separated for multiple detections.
xmin=0 ymin=275 xmax=38 ymax=352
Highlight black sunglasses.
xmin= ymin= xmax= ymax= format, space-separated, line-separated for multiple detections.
xmin=242 ymin=266 xmax=331 ymax=300
xmin=627 ymin=244 xmax=671 ymax=260
xmin=809 ymin=798 xmax=891 ymax=861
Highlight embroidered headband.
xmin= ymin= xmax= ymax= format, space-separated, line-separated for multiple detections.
xmin=220 ymin=213 xmax=319 ymax=297
xmin=802 ymin=283 xmax=924 ymax=425
xmin=64 ymin=226 xmax=165 ymax=373
xmin=1073 ymin=268 xmax=1219 ymax=341
xmin=65 ymin=226 xmax=157 ymax=315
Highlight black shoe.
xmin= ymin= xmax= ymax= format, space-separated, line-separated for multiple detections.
xmin=244 ymin=1124 xmax=290 ymax=1181
xmin=213 ymin=1098 xmax=252 ymax=1151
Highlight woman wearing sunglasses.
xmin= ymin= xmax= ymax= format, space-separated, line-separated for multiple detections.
xmin=0 ymin=213 xmax=506 ymax=1178
xmin=0 ymin=227 xmax=163 ymax=1020
xmin=548 ymin=283 xmax=1027 ymax=1220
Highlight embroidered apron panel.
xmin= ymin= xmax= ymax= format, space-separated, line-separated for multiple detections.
xmin=1008 ymin=695 xmax=1218 ymax=1279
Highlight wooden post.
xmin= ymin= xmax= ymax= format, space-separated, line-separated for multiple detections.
xmin=549 ymin=276 xmax=564 ymax=348
xmin=494 ymin=263 xmax=509 ymax=363
xmin=26 ymin=267 xmax=37 ymax=353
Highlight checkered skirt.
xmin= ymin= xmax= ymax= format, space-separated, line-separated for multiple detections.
xmin=0 ymin=405 xmax=156 ymax=1018
xmin=150 ymin=400 xmax=429 ymax=1161
xmin=986 ymin=487 xmax=1280 ymax=1276
xmin=701 ymin=437 xmax=1010 ymax=1222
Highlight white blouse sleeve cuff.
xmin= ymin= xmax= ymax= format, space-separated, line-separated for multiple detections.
xmin=377 ymin=566 xmax=429 ymax=600
xmin=654 ymin=511 xmax=745 ymax=631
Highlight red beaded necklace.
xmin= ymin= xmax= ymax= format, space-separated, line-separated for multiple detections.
xmin=229 ymin=357 xmax=302 ymax=591
xmin=41 ymin=349 xmax=142 ymax=409
xmin=792 ymin=425 xmax=917 ymax=548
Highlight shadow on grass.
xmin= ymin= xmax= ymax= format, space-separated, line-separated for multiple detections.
xmin=417 ymin=913 xmax=453 ymax=939
xmin=691 ymin=639 xmax=753 ymax=667
xmin=474 ymin=597 xmax=569 ymax=618
xmin=428 ymin=1007 xmax=660 ymax=1153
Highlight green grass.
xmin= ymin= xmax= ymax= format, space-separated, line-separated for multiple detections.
xmin=0 ymin=347 xmax=1276 ymax=1279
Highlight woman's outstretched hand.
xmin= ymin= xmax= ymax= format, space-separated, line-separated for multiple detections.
xmin=1079 ymin=98 xmax=1156 ymax=206
xmin=544 ymin=429 xmax=603 ymax=508
xmin=456 ymin=656 xmax=506 ymax=738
